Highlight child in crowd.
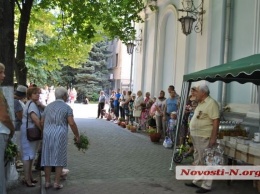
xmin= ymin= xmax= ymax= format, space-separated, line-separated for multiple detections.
xmin=183 ymin=100 xmax=197 ymax=158
xmin=167 ymin=111 xmax=177 ymax=142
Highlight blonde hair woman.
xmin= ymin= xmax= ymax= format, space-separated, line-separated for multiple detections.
xmin=0 ymin=63 xmax=15 ymax=194
xmin=133 ymin=90 xmax=144 ymax=128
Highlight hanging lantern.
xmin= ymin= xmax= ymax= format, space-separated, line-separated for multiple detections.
xmin=178 ymin=15 xmax=196 ymax=36
xmin=126 ymin=42 xmax=136 ymax=55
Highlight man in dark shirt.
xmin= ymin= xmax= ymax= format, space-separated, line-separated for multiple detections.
xmin=113 ymin=88 xmax=121 ymax=121
xmin=97 ymin=91 xmax=106 ymax=119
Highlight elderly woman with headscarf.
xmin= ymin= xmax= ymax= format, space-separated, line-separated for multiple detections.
xmin=0 ymin=63 xmax=15 ymax=194
xmin=41 ymin=87 xmax=80 ymax=189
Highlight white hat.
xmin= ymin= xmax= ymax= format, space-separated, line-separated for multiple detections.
xmin=171 ymin=111 xmax=177 ymax=115
xmin=15 ymin=85 xmax=27 ymax=97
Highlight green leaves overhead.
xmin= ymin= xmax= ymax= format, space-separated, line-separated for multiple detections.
xmin=35 ymin=0 xmax=145 ymax=42
xmin=14 ymin=0 xmax=150 ymax=84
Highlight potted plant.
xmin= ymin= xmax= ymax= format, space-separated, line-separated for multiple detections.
xmin=117 ymin=117 xmax=125 ymax=126
xmin=126 ymin=124 xmax=131 ymax=130
xmin=130 ymin=125 xmax=137 ymax=133
xmin=120 ymin=121 xmax=126 ymax=128
xmin=147 ymin=127 xmax=161 ymax=142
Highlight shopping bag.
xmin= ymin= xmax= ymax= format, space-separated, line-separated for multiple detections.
xmin=163 ymin=136 xmax=173 ymax=148
xmin=133 ymin=110 xmax=141 ymax=117
xmin=5 ymin=160 xmax=18 ymax=181
xmin=26 ymin=127 xmax=42 ymax=141
xmin=203 ymin=145 xmax=224 ymax=166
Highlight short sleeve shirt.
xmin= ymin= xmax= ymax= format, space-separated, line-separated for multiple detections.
xmin=189 ymin=96 xmax=219 ymax=137
xmin=155 ymin=99 xmax=166 ymax=116
xmin=113 ymin=93 xmax=121 ymax=106
xmin=166 ymin=97 xmax=178 ymax=114
xmin=14 ymin=98 xmax=23 ymax=130
xmin=134 ymin=96 xmax=144 ymax=110
xmin=22 ymin=100 xmax=42 ymax=129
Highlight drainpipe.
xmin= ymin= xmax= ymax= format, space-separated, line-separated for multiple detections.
xmin=141 ymin=9 xmax=148 ymax=93
xmin=221 ymin=0 xmax=232 ymax=110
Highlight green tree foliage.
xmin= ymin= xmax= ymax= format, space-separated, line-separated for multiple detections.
xmin=14 ymin=0 xmax=149 ymax=84
xmin=22 ymin=8 xmax=92 ymax=86
xmin=73 ymin=41 xmax=111 ymax=101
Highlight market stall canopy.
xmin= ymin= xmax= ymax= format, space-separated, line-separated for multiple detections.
xmin=183 ymin=54 xmax=260 ymax=85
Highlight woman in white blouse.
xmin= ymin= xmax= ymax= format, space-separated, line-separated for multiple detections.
xmin=154 ymin=90 xmax=166 ymax=135
xmin=133 ymin=90 xmax=144 ymax=128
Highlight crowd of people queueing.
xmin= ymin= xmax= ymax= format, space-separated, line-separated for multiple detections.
xmin=97 ymin=86 xmax=198 ymax=144
xmin=97 ymin=84 xmax=220 ymax=193
xmin=0 ymin=63 xmax=81 ymax=193
xmin=1 ymin=59 xmax=220 ymax=193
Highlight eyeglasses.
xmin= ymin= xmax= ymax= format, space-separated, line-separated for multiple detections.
xmin=196 ymin=111 xmax=202 ymax=119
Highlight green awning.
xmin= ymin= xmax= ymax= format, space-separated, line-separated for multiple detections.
xmin=183 ymin=54 xmax=260 ymax=85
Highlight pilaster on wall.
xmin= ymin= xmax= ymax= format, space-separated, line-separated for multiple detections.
xmin=154 ymin=4 xmax=179 ymax=95
xmin=175 ymin=0 xmax=189 ymax=94
xmin=133 ymin=23 xmax=144 ymax=92
xmin=251 ymin=0 xmax=260 ymax=104
xmin=195 ymin=0 xmax=210 ymax=72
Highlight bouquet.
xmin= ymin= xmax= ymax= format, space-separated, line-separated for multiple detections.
xmin=74 ymin=134 xmax=89 ymax=153
xmin=5 ymin=140 xmax=18 ymax=163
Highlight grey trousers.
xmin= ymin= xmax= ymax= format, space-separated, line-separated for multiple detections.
xmin=155 ymin=115 xmax=166 ymax=135
xmin=0 ymin=133 xmax=9 ymax=194
xmin=190 ymin=135 xmax=212 ymax=190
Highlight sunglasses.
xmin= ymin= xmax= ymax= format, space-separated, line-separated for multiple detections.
xmin=196 ymin=111 xmax=202 ymax=119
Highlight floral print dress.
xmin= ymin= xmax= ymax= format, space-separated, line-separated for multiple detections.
xmin=140 ymin=97 xmax=153 ymax=130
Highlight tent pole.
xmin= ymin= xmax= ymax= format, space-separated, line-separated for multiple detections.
xmin=258 ymin=86 xmax=260 ymax=132
xmin=169 ymin=81 xmax=191 ymax=171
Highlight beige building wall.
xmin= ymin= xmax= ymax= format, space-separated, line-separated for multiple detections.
xmin=108 ymin=39 xmax=131 ymax=92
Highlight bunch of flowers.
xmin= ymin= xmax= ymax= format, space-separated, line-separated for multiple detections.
xmin=74 ymin=134 xmax=89 ymax=153
xmin=5 ymin=141 xmax=18 ymax=163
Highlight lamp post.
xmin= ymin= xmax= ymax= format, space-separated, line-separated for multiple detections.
xmin=126 ymin=42 xmax=135 ymax=91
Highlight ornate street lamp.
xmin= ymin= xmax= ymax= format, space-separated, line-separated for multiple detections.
xmin=126 ymin=42 xmax=136 ymax=55
xmin=126 ymin=42 xmax=136 ymax=91
xmin=178 ymin=0 xmax=206 ymax=36
xmin=178 ymin=15 xmax=196 ymax=36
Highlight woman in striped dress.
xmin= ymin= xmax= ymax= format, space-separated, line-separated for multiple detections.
xmin=41 ymin=87 xmax=80 ymax=189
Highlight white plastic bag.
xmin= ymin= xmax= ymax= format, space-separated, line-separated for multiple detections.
xmin=203 ymin=145 xmax=224 ymax=166
xmin=163 ymin=136 xmax=173 ymax=148
xmin=5 ymin=160 xmax=19 ymax=181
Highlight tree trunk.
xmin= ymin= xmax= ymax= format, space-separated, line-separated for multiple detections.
xmin=0 ymin=0 xmax=15 ymax=86
xmin=15 ymin=0 xmax=34 ymax=85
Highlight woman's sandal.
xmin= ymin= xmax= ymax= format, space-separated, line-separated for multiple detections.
xmin=53 ymin=183 xmax=63 ymax=189
xmin=45 ymin=182 xmax=51 ymax=189
xmin=31 ymin=178 xmax=38 ymax=184
xmin=22 ymin=179 xmax=36 ymax=187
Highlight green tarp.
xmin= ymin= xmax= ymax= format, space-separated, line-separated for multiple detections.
xmin=183 ymin=54 xmax=260 ymax=85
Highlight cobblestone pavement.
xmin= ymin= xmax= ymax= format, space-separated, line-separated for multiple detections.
xmin=7 ymin=104 xmax=260 ymax=194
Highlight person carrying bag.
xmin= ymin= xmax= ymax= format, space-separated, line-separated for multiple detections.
xmin=20 ymin=87 xmax=43 ymax=187
xmin=26 ymin=101 xmax=42 ymax=141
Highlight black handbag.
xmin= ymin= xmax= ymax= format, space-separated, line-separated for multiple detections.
xmin=26 ymin=101 xmax=42 ymax=141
